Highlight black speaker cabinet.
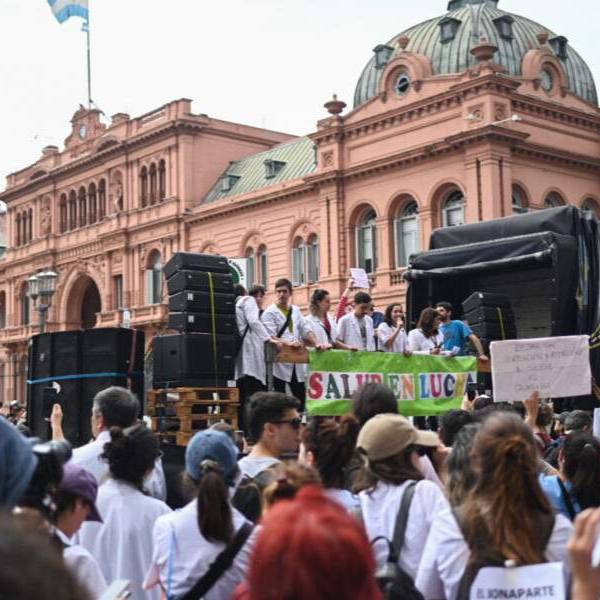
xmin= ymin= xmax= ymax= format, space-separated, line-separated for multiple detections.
xmin=464 ymin=305 xmax=515 ymax=326
xmin=163 ymin=252 xmax=230 ymax=280
xmin=81 ymin=328 xmax=145 ymax=374
xmin=166 ymin=271 xmax=234 ymax=296
xmin=462 ymin=291 xmax=512 ymax=314
xmin=168 ymin=291 xmax=235 ymax=315
xmin=168 ymin=312 xmax=236 ymax=335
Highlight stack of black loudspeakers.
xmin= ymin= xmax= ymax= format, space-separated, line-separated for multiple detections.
xmin=27 ymin=328 xmax=145 ymax=446
xmin=462 ymin=291 xmax=517 ymax=353
xmin=153 ymin=252 xmax=237 ymax=389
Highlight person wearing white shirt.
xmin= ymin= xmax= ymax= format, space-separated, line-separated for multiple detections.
xmin=415 ymin=412 xmax=573 ymax=600
xmin=337 ymin=292 xmax=376 ymax=352
xmin=262 ymin=278 xmax=322 ymax=408
xmin=305 ymin=288 xmax=356 ymax=350
xmin=78 ymin=424 xmax=172 ymax=600
xmin=355 ymin=413 xmax=448 ymax=579
xmin=145 ymin=429 xmax=255 ymax=600
xmin=407 ymin=307 xmax=444 ymax=355
xmin=377 ymin=303 xmax=411 ymax=354
xmin=69 ymin=387 xmax=166 ymax=501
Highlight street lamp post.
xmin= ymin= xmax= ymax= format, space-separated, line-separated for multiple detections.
xmin=27 ymin=270 xmax=58 ymax=333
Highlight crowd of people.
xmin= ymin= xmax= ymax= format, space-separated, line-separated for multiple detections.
xmin=1 ymin=379 xmax=600 ymax=599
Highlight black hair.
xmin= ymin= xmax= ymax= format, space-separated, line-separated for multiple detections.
xmin=563 ymin=432 xmax=600 ymax=510
xmin=439 ymin=409 xmax=474 ymax=447
xmin=234 ymin=284 xmax=247 ymax=297
xmin=248 ymin=285 xmax=266 ymax=297
xmin=52 ymin=490 xmax=90 ymax=521
xmin=473 ymin=395 xmax=494 ymax=411
xmin=474 ymin=401 xmax=519 ymax=423
xmin=246 ymin=392 xmax=300 ymax=443
xmin=309 ymin=289 xmax=330 ymax=316
xmin=274 ymin=278 xmax=293 ymax=292
xmin=565 ymin=410 xmax=593 ymax=433
xmin=436 ymin=301 xmax=453 ymax=313
xmin=92 ymin=386 xmax=139 ymax=429
xmin=101 ymin=424 xmax=160 ymax=490
xmin=352 ymin=383 xmax=397 ymax=427
xmin=383 ymin=303 xmax=404 ymax=328
xmin=446 ymin=422 xmax=481 ymax=506
xmin=354 ymin=291 xmax=372 ymax=306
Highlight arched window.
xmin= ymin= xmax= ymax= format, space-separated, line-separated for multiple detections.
xmin=146 ymin=251 xmax=163 ymax=305
xmin=98 ymin=179 xmax=106 ymax=219
xmin=245 ymin=247 xmax=255 ymax=289
xmin=307 ymin=235 xmax=319 ymax=283
xmin=88 ymin=183 xmax=97 ymax=224
xmin=68 ymin=190 xmax=77 ymax=230
xmin=442 ymin=190 xmax=465 ymax=227
xmin=544 ymin=192 xmax=565 ymax=208
xmin=158 ymin=160 xmax=166 ymax=201
xmin=149 ymin=163 xmax=157 ymax=205
xmin=356 ymin=210 xmax=378 ymax=273
xmin=582 ymin=198 xmax=600 ymax=217
xmin=78 ymin=187 xmax=87 ymax=227
xmin=59 ymin=194 xmax=68 ymax=233
xmin=21 ymin=283 xmax=30 ymax=326
xmin=292 ymin=238 xmax=306 ymax=286
xmin=15 ymin=214 xmax=21 ymax=246
xmin=394 ymin=200 xmax=420 ymax=267
xmin=140 ymin=167 xmax=148 ymax=207
xmin=512 ymin=186 xmax=528 ymax=214
xmin=257 ymin=245 xmax=268 ymax=287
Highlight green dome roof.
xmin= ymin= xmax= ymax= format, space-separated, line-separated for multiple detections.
xmin=354 ymin=0 xmax=597 ymax=107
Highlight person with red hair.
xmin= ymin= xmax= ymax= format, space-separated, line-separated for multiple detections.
xmin=234 ymin=485 xmax=382 ymax=600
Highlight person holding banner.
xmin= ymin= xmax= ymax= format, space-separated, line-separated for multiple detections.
xmin=337 ymin=292 xmax=376 ymax=352
xmin=407 ymin=308 xmax=444 ymax=355
xmin=306 ymin=289 xmax=358 ymax=350
xmin=416 ymin=412 xmax=572 ymax=600
xmin=377 ymin=303 xmax=411 ymax=355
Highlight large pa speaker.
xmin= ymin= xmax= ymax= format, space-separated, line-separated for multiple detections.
xmin=153 ymin=333 xmax=235 ymax=388
xmin=168 ymin=291 xmax=235 ymax=315
xmin=462 ymin=291 xmax=513 ymax=314
xmin=168 ymin=312 xmax=236 ymax=335
xmin=167 ymin=271 xmax=234 ymax=296
xmin=81 ymin=328 xmax=145 ymax=374
xmin=163 ymin=252 xmax=231 ymax=280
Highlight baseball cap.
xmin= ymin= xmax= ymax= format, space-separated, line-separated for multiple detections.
xmin=356 ymin=413 xmax=439 ymax=462
xmin=185 ymin=430 xmax=238 ymax=486
xmin=58 ymin=463 xmax=103 ymax=522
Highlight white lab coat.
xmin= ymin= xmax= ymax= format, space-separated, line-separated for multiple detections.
xmin=145 ymin=500 xmax=256 ymax=600
xmin=235 ymin=295 xmax=272 ymax=385
xmin=337 ymin=313 xmax=376 ymax=351
xmin=407 ymin=329 xmax=444 ymax=354
xmin=306 ymin=313 xmax=338 ymax=346
xmin=78 ymin=479 xmax=172 ymax=600
xmin=262 ymin=304 xmax=313 ymax=383
xmin=377 ymin=323 xmax=408 ymax=353
xmin=71 ymin=430 xmax=167 ymax=501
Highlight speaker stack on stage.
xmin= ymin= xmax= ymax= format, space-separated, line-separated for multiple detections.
xmin=462 ymin=291 xmax=517 ymax=353
xmin=27 ymin=328 xmax=145 ymax=446
xmin=154 ymin=252 xmax=237 ymax=389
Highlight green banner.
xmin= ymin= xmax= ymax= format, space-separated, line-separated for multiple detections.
xmin=307 ymin=350 xmax=477 ymax=417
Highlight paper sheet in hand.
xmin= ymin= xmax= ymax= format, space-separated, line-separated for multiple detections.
xmin=350 ymin=268 xmax=370 ymax=289
xmin=470 ymin=563 xmax=565 ymax=600
xmin=491 ymin=335 xmax=590 ymax=403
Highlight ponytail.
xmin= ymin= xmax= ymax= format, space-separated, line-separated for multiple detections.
xmin=564 ymin=433 xmax=600 ymax=510
xmin=196 ymin=460 xmax=233 ymax=544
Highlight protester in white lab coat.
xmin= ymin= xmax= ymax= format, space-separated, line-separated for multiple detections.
xmin=305 ymin=288 xmax=357 ymax=350
xmin=145 ymin=430 xmax=255 ymax=600
xmin=377 ymin=303 xmax=411 ymax=355
xmin=78 ymin=424 xmax=171 ymax=600
xmin=235 ymin=284 xmax=282 ymax=432
xmin=337 ymin=292 xmax=376 ymax=351
xmin=262 ymin=278 xmax=322 ymax=409
xmin=407 ymin=307 xmax=444 ymax=355
xmin=70 ymin=386 xmax=166 ymax=500
xmin=354 ymin=413 xmax=448 ymax=579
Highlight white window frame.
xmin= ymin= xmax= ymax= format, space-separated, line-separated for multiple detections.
xmin=394 ymin=202 xmax=420 ymax=267
xmin=356 ymin=211 xmax=378 ymax=274
xmin=442 ymin=191 xmax=465 ymax=227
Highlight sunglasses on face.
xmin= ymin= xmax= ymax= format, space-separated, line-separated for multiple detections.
xmin=271 ymin=418 xmax=302 ymax=430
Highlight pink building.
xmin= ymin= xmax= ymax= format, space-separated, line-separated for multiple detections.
xmin=2 ymin=0 xmax=600 ymax=403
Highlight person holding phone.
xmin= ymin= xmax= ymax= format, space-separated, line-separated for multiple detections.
xmin=407 ymin=308 xmax=444 ymax=355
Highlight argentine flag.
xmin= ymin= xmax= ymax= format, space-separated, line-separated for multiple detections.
xmin=47 ymin=0 xmax=89 ymax=24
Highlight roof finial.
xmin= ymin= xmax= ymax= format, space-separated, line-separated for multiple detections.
xmin=447 ymin=0 xmax=498 ymax=10
xmin=324 ymin=94 xmax=347 ymax=116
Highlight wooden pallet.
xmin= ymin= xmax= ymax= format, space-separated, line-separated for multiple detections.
xmin=148 ymin=387 xmax=239 ymax=407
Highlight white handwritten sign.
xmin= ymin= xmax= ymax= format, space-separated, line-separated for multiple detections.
xmin=491 ymin=336 xmax=590 ymax=403
xmin=471 ymin=562 xmax=565 ymax=600
xmin=350 ymin=268 xmax=370 ymax=290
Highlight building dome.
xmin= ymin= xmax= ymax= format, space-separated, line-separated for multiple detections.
xmin=354 ymin=0 xmax=597 ymax=107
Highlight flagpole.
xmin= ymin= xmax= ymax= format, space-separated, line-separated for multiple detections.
xmin=85 ymin=6 xmax=92 ymax=108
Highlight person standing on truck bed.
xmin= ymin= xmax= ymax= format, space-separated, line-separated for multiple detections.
xmin=436 ymin=302 xmax=488 ymax=361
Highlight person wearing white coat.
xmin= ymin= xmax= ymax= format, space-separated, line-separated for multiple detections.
xmin=407 ymin=307 xmax=444 ymax=355
xmin=306 ymin=288 xmax=356 ymax=350
xmin=377 ymin=303 xmax=411 ymax=354
xmin=337 ymin=292 xmax=376 ymax=352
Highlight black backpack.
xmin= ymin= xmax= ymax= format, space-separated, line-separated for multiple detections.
xmin=232 ymin=465 xmax=278 ymax=522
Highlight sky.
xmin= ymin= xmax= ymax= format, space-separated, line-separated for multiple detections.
xmin=0 ymin=0 xmax=599 ymax=189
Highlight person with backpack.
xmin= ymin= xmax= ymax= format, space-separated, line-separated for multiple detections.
xmin=416 ymin=412 xmax=572 ymax=600
xmin=235 ymin=284 xmax=282 ymax=433
xmin=145 ymin=430 xmax=254 ymax=600
xmin=540 ymin=432 xmax=600 ymax=521
xmin=354 ymin=413 xmax=448 ymax=579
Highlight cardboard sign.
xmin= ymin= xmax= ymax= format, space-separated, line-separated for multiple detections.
xmin=350 ymin=268 xmax=370 ymax=289
xmin=471 ymin=562 xmax=565 ymax=600
xmin=490 ymin=336 xmax=591 ymax=403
